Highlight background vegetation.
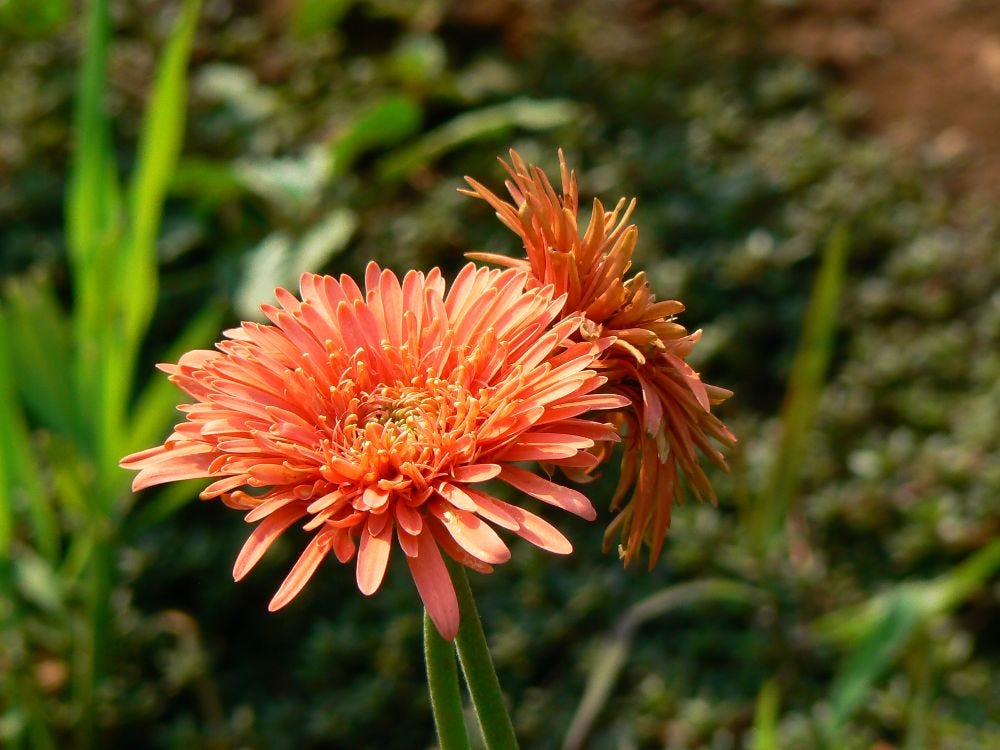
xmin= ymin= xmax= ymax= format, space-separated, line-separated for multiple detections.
xmin=1 ymin=1 xmax=997 ymax=748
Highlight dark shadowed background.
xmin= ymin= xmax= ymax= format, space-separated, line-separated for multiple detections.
xmin=1 ymin=1 xmax=998 ymax=748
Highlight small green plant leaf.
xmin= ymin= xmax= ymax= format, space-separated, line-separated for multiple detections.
xmin=235 ymin=208 xmax=357 ymax=320
xmin=14 ymin=552 xmax=65 ymax=615
xmin=376 ymin=98 xmax=579 ymax=183
xmin=0 ymin=0 xmax=68 ymax=37
xmin=329 ymin=95 xmax=424 ymax=177
xmin=291 ymin=0 xmax=354 ymax=38
xmin=1 ymin=276 xmax=76 ymax=440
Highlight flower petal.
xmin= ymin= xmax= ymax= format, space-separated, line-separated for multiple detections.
xmin=476 ymin=495 xmax=573 ymax=555
xmin=268 ymin=532 xmax=332 ymax=611
xmin=406 ymin=530 xmax=460 ymax=640
xmin=124 ymin=444 xmax=216 ymax=491
xmin=356 ymin=520 xmax=393 ymax=595
xmin=429 ymin=501 xmax=510 ymax=564
xmin=233 ymin=504 xmax=306 ymax=581
xmin=498 ymin=465 xmax=596 ymax=520
xmin=450 ymin=463 xmax=503 ymax=483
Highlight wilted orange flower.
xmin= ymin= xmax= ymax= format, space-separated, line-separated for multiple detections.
xmin=121 ymin=262 xmax=625 ymax=638
xmin=463 ymin=151 xmax=736 ymax=567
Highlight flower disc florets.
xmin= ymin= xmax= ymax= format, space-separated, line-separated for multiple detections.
xmin=121 ymin=262 xmax=626 ymax=638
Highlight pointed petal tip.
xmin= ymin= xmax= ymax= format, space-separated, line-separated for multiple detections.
xmin=434 ymin=614 xmax=460 ymax=641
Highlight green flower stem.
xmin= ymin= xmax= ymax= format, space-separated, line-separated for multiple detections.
xmin=449 ymin=561 xmax=519 ymax=750
xmin=424 ymin=610 xmax=472 ymax=750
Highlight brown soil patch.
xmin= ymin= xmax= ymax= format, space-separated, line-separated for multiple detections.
xmin=768 ymin=0 xmax=1000 ymax=198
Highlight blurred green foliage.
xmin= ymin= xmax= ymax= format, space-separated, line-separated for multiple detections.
xmin=0 ymin=1 xmax=997 ymax=749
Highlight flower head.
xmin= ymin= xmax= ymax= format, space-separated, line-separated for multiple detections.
xmin=121 ymin=262 xmax=625 ymax=638
xmin=463 ymin=151 xmax=736 ymax=567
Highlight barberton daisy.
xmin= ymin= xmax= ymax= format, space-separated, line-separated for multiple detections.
xmin=121 ymin=262 xmax=626 ymax=639
xmin=462 ymin=151 xmax=736 ymax=567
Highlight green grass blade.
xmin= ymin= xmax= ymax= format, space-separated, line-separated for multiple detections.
xmin=813 ymin=542 xmax=1000 ymax=744
xmin=823 ymin=592 xmax=923 ymax=741
xmin=119 ymin=0 xmax=202 ymax=349
xmin=748 ymin=224 xmax=850 ymax=550
xmin=67 ymin=0 xmax=122 ymax=464
xmin=916 ymin=537 xmax=1000 ymax=613
xmin=0 ymin=310 xmax=60 ymax=750
xmin=0 ymin=312 xmax=17 ymax=563
xmin=128 ymin=479 xmax=204 ymax=530
xmin=751 ymin=679 xmax=780 ymax=750
xmin=66 ymin=0 xmax=116 ymax=276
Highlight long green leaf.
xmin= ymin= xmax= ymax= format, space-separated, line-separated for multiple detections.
xmin=67 ymin=0 xmax=121 ymax=458
xmin=814 ymin=540 xmax=1000 ymax=745
xmin=0 ymin=305 xmax=59 ymax=562
xmin=824 ymin=592 xmax=923 ymax=741
xmin=127 ymin=478 xmax=204 ymax=530
xmin=120 ymin=0 xmax=202 ymax=347
xmin=66 ymin=0 xmax=116 ymax=279
xmin=751 ymin=679 xmax=780 ymax=750
xmin=328 ymin=95 xmax=423 ymax=177
xmin=0 ymin=310 xmax=17 ymax=563
xmin=814 ymin=538 xmax=1000 ymax=645
xmin=748 ymin=224 xmax=849 ymax=550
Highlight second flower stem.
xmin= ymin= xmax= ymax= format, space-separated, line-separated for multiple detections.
xmin=424 ymin=610 xmax=471 ymax=750
xmin=449 ymin=561 xmax=520 ymax=750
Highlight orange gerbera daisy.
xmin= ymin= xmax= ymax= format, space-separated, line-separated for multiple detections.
xmin=121 ymin=262 xmax=625 ymax=638
xmin=463 ymin=151 xmax=736 ymax=567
